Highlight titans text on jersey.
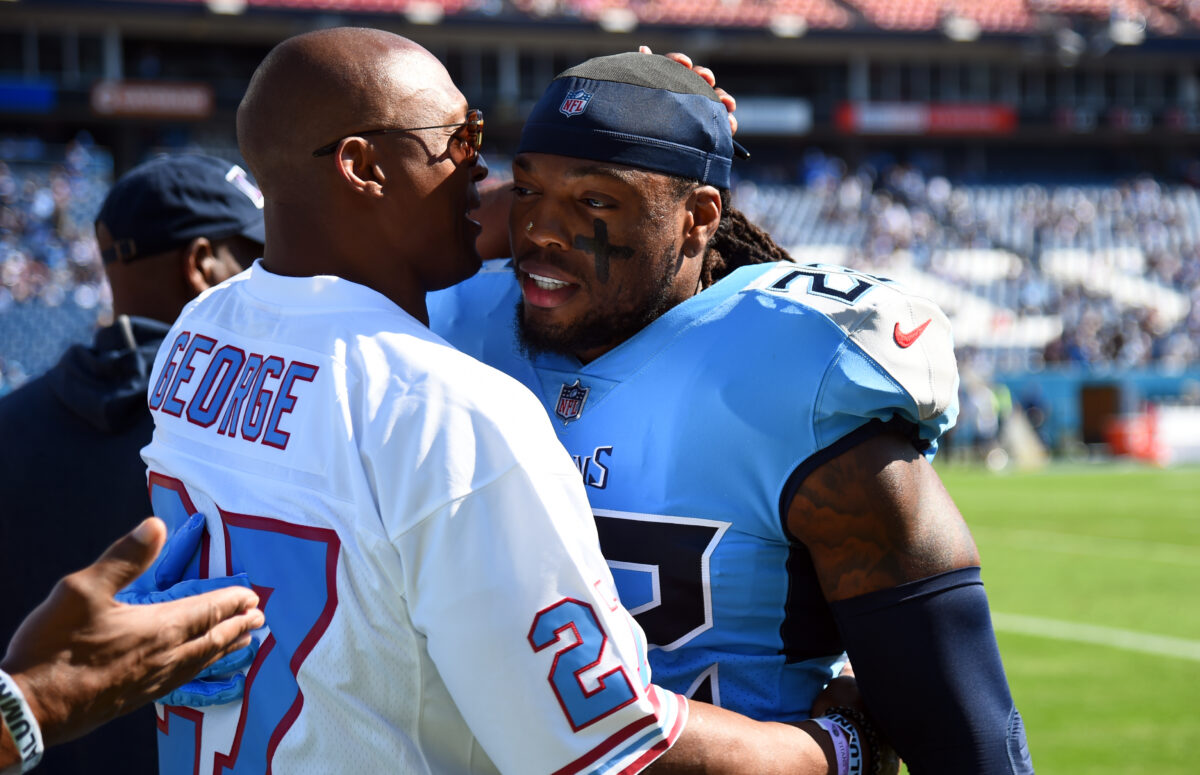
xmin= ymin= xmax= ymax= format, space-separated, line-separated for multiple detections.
xmin=429 ymin=259 xmax=958 ymax=722
xmin=573 ymin=445 xmax=613 ymax=489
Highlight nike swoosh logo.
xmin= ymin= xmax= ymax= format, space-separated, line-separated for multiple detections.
xmin=893 ymin=319 xmax=931 ymax=348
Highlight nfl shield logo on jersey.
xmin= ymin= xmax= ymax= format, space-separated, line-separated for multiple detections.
xmin=559 ymin=89 xmax=593 ymax=117
xmin=555 ymin=380 xmax=590 ymax=423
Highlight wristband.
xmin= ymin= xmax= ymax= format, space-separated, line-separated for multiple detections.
xmin=812 ymin=715 xmax=858 ymax=775
xmin=0 ymin=670 xmax=43 ymax=774
xmin=825 ymin=706 xmax=883 ymax=775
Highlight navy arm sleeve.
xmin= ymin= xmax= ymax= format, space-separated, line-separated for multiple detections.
xmin=829 ymin=566 xmax=1034 ymax=774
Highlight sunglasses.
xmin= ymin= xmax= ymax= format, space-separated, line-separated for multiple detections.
xmin=311 ymin=108 xmax=484 ymax=160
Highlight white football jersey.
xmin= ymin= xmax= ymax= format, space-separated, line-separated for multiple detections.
xmin=141 ymin=261 xmax=685 ymax=775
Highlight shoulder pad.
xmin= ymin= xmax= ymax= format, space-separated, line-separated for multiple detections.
xmin=745 ymin=263 xmax=959 ymax=423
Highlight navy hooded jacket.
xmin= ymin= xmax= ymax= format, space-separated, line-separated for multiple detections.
xmin=0 ymin=315 xmax=167 ymax=775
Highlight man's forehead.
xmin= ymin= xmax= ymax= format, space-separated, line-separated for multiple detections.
xmin=382 ymin=52 xmax=463 ymax=113
xmin=400 ymin=87 xmax=467 ymax=121
xmin=514 ymin=153 xmax=661 ymax=188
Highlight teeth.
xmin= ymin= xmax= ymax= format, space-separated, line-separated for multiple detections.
xmin=528 ymin=272 xmax=570 ymax=290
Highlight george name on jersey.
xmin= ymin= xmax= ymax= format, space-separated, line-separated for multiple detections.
xmin=148 ymin=330 xmax=319 ymax=451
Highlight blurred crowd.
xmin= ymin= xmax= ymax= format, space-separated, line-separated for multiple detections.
xmin=735 ymin=150 xmax=1200 ymax=374
xmin=0 ymin=136 xmax=113 ymax=394
xmin=3 ymin=141 xmax=1199 ymax=400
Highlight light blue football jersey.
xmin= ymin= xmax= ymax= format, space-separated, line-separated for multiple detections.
xmin=428 ymin=259 xmax=959 ymax=722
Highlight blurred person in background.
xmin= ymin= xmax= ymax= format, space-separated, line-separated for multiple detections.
xmin=0 ymin=153 xmax=263 ymax=774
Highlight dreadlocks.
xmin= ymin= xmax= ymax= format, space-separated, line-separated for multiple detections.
xmin=667 ymin=178 xmax=794 ymax=289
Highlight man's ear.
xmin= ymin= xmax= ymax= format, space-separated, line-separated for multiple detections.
xmin=681 ymin=185 xmax=722 ymax=258
xmin=181 ymin=237 xmax=219 ymax=295
xmin=333 ymin=137 xmax=385 ymax=198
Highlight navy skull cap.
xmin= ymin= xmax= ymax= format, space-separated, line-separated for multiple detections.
xmin=96 ymin=154 xmax=265 ymax=264
xmin=517 ymin=53 xmax=745 ymax=189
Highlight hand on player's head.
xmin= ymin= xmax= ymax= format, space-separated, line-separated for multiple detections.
xmin=637 ymin=45 xmax=738 ymax=134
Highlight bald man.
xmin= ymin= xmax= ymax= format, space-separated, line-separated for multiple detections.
xmin=139 ymin=28 xmax=866 ymax=775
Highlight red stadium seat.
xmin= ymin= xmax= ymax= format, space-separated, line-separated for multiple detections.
xmin=151 ymin=0 xmax=1190 ymax=34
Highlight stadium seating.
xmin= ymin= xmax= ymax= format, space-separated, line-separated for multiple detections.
xmin=733 ymin=158 xmax=1200 ymax=372
xmin=512 ymin=0 xmax=850 ymax=30
xmin=843 ymin=0 xmax=943 ymax=31
xmin=151 ymin=0 xmax=1200 ymax=35
xmin=1034 ymin=0 xmax=1182 ymax=35
xmin=945 ymin=0 xmax=1034 ymax=33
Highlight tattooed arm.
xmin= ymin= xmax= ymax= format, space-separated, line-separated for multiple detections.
xmin=787 ymin=431 xmax=978 ymax=601
xmin=786 ymin=431 xmax=1033 ymax=774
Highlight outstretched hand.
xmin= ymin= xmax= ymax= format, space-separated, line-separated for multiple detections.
xmin=1 ymin=517 xmax=264 ymax=746
xmin=639 ymin=45 xmax=738 ymax=134
xmin=117 ymin=512 xmax=261 ymax=707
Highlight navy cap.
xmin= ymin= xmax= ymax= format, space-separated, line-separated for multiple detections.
xmin=518 ymin=53 xmax=747 ymax=189
xmin=96 ymin=154 xmax=265 ymax=264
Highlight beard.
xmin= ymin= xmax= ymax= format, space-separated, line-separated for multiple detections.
xmin=514 ymin=251 xmax=679 ymax=361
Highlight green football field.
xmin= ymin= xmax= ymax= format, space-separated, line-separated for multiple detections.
xmin=922 ymin=463 xmax=1200 ymax=774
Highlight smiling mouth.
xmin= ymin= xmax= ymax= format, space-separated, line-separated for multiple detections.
xmin=527 ymin=272 xmax=571 ymax=291
xmin=519 ymin=264 xmax=580 ymax=309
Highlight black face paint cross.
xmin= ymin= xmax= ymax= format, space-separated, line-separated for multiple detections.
xmin=574 ymin=219 xmax=635 ymax=283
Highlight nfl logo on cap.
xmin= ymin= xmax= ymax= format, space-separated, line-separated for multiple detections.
xmin=555 ymin=379 xmax=590 ymax=423
xmin=559 ymin=89 xmax=593 ymax=117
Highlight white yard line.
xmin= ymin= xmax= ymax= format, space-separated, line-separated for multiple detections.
xmin=993 ymin=612 xmax=1200 ymax=662
xmin=972 ymin=526 xmax=1200 ymax=567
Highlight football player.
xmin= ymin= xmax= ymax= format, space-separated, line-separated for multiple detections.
xmin=429 ymin=52 xmax=1034 ymax=774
